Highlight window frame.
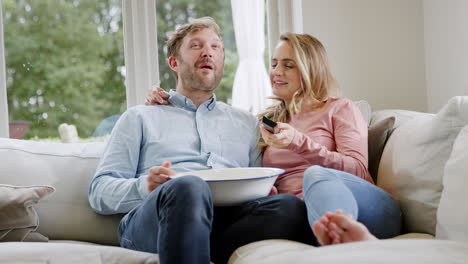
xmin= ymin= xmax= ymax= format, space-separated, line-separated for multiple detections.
xmin=0 ymin=1 xmax=9 ymax=137
xmin=122 ymin=0 xmax=160 ymax=109
xmin=266 ymin=0 xmax=303 ymax=62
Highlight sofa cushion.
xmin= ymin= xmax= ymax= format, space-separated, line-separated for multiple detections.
xmin=377 ymin=96 xmax=468 ymax=235
xmin=0 ymin=242 xmax=159 ymax=264
xmin=370 ymin=109 xmax=433 ymax=130
xmin=367 ymin=116 xmax=395 ymax=182
xmin=0 ymin=184 xmax=54 ymax=242
xmin=0 ymin=139 xmax=121 ymax=245
xmin=436 ymin=124 xmax=468 ymax=242
xmin=228 ymin=239 xmax=468 ymax=264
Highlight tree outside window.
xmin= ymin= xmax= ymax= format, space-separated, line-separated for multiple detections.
xmin=3 ymin=0 xmax=125 ymax=140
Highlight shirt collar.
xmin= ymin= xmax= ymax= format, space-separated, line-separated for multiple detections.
xmin=168 ymin=90 xmax=217 ymax=111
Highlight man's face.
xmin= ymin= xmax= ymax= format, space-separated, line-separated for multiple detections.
xmin=172 ymin=28 xmax=224 ymax=92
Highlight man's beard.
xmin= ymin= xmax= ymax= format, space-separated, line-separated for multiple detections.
xmin=178 ymin=58 xmax=223 ymax=91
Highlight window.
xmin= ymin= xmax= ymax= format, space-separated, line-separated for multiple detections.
xmin=2 ymin=0 xmax=125 ymax=140
xmin=1 ymin=0 xmax=287 ymax=140
xmin=155 ymin=0 xmax=237 ymax=103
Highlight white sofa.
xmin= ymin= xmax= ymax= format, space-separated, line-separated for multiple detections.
xmin=1 ymin=97 xmax=468 ymax=264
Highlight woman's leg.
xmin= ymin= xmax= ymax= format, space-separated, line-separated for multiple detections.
xmin=303 ymin=165 xmax=401 ymax=240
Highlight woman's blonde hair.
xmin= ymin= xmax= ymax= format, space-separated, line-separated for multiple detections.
xmin=258 ymin=33 xmax=338 ymax=148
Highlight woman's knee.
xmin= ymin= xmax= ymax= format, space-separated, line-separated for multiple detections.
xmin=303 ymin=165 xmax=334 ymax=185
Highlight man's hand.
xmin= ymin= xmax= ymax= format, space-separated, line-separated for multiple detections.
xmin=147 ymin=161 xmax=176 ymax=192
xmin=145 ymin=85 xmax=170 ymax=105
xmin=260 ymin=122 xmax=296 ymax=149
xmin=268 ymin=186 xmax=278 ymax=196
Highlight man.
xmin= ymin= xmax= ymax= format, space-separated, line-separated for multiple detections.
xmin=88 ymin=17 xmax=311 ymax=264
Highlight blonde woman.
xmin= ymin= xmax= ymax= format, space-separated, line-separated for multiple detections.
xmin=147 ymin=32 xmax=401 ymax=245
xmin=258 ymin=32 xmax=400 ymax=243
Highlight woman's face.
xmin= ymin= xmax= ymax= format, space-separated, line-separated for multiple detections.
xmin=270 ymin=41 xmax=302 ymax=103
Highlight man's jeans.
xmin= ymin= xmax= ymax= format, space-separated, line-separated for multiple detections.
xmin=303 ymin=165 xmax=402 ymax=240
xmin=119 ymin=176 xmax=313 ymax=264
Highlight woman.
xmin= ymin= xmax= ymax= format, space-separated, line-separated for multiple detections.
xmin=258 ymin=32 xmax=400 ymax=243
xmin=146 ymin=32 xmax=401 ymax=245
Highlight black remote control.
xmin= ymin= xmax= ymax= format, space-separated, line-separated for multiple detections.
xmin=262 ymin=116 xmax=278 ymax=134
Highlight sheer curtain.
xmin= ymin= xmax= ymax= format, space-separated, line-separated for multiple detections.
xmin=230 ymin=0 xmax=271 ymax=115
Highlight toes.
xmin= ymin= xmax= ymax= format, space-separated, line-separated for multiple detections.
xmin=328 ymin=222 xmax=345 ymax=236
xmin=329 ymin=214 xmax=352 ymax=231
xmin=329 ymin=230 xmax=341 ymax=244
xmin=313 ymin=221 xmax=331 ymax=245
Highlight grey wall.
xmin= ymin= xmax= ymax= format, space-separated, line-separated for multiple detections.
xmin=302 ymin=0 xmax=428 ymax=112
xmin=424 ymin=0 xmax=468 ymax=113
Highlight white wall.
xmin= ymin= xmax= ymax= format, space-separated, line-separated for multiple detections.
xmin=301 ymin=0 xmax=428 ymax=112
xmin=424 ymin=0 xmax=468 ymax=113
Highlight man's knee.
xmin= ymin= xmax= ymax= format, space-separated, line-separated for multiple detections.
xmin=263 ymin=194 xmax=312 ymax=242
xmin=163 ymin=175 xmax=211 ymax=201
xmin=270 ymin=194 xmax=306 ymax=217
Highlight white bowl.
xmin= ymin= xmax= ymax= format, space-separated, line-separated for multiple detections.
xmin=171 ymin=167 xmax=284 ymax=206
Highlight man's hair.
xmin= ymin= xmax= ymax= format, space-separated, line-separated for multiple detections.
xmin=166 ymin=17 xmax=222 ymax=59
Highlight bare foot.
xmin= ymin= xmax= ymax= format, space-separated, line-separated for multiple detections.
xmin=312 ymin=214 xmax=332 ymax=245
xmin=313 ymin=210 xmax=377 ymax=245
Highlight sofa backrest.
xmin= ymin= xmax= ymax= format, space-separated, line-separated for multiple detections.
xmin=0 ymin=138 xmax=121 ymax=245
xmin=1 ymin=103 xmax=459 ymax=244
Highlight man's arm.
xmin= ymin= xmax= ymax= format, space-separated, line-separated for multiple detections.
xmin=249 ymin=120 xmax=263 ymax=167
xmin=88 ymin=108 xmax=149 ymax=215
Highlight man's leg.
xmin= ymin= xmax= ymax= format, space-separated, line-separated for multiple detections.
xmin=303 ymin=165 xmax=401 ymax=240
xmin=211 ymin=193 xmax=313 ymax=264
xmin=119 ymin=176 xmax=213 ymax=264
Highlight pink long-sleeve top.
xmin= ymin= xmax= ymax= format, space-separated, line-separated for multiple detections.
xmin=262 ymin=97 xmax=374 ymax=199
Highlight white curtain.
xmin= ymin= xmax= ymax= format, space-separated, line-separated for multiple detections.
xmin=231 ymin=0 xmax=272 ymax=115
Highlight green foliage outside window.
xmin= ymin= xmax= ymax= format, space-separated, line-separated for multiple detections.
xmin=4 ymin=0 xmax=126 ymax=139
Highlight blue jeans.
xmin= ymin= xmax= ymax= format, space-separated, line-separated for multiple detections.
xmin=119 ymin=176 xmax=312 ymax=264
xmin=303 ymin=166 xmax=401 ymax=241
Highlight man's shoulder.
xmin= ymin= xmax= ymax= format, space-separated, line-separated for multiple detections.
xmin=114 ymin=105 xmax=170 ymax=126
xmin=125 ymin=104 xmax=167 ymax=116
xmin=216 ymin=102 xmax=256 ymax=122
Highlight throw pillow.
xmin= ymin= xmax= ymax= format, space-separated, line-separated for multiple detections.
xmin=436 ymin=124 xmax=468 ymax=242
xmin=377 ymin=96 xmax=468 ymax=235
xmin=367 ymin=116 xmax=395 ymax=182
xmin=0 ymin=184 xmax=54 ymax=242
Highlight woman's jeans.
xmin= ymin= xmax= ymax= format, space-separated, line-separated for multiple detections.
xmin=303 ymin=165 xmax=402 ymax=240
xmin=118 ymin=175 xmax=313 ymax=264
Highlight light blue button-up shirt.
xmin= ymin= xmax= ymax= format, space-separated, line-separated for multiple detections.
xmin=88 ymin=91 xmax=262 ymax=215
